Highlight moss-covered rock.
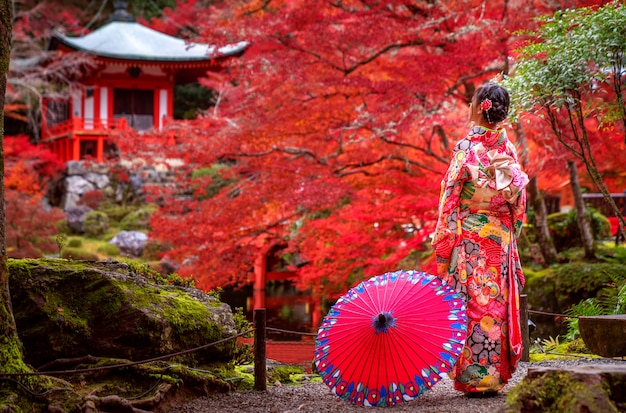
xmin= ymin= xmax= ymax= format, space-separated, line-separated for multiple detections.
xmin=505 ymin=365 xmax=626 ymax=413
xmin=523 ymin=263 xmax=626 ymax=338
xmin=8 ymin=258 xmax=238 ymax=368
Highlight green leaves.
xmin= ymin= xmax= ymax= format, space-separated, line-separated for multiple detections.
xmin=504 ymin=1 xmax=626 ymax=123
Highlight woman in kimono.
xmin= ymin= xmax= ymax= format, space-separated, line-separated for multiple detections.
xmin=432 ymin=83 xmax=529 ymax=396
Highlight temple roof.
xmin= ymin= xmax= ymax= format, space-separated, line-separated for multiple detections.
xmin=50 ymin=21 xmax=247 ymax=62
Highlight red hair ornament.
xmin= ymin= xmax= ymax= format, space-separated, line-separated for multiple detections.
xmin=480 ymin=99 xmax=492 ymax=111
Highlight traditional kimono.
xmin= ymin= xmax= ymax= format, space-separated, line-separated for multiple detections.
xmin=431 ymin=125 xmax=529 ymax=393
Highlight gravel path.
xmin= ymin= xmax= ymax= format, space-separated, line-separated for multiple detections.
xmin=171 ymin=358 xmax=625 ymax=413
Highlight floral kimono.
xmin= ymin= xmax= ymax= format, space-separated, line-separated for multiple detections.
xmin=431 ymin=125 xmax=529 ymax=393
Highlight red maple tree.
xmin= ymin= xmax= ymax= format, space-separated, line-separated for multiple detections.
xmin=118 ymin=0 xmax=609 ymax=297
xmin=5 ymin=136 xmax=65 ymax=258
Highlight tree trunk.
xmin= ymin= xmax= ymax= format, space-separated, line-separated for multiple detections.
xmin=0 ymin=0 xmax=29 ymax=374
xmin=567 ymin=160 xmax=595 ymax=259
xmin=527 ymin=176 xmax=558 ymax=264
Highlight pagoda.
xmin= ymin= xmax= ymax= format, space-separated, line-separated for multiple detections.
xmin=43 ymin=0 xmax=246 ymax=163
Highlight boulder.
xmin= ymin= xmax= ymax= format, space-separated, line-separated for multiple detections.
xmin=579 ymin=315 xmax=626 ymax=357
xmin=109 ymin=230 xmax=149 ymax=257
xmin=505 ymin=365 xmax=626 ymax=413
xmin=9 ymin=259 xmax=238 ymax=368
xmin=65 ymin=204 xmax=93 ymax=233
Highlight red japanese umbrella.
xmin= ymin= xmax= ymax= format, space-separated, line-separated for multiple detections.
xmin=314 ymin=270 xmax=467 ymax=407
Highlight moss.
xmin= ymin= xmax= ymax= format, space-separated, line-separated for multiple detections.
xmin=96 ymin=243 xmax=120 ymax=257
xmin=268 ymin=365 xmax=304 ymax=384
xmin=505 ymin=370 xmax=618 ymax=413
xmin=60 ymin=247 xmax=99 ymax=260
xmin=233 ymin=364 xmax=256 ymax=390
xmin=554 ymin=263 xmax=626 ymax=310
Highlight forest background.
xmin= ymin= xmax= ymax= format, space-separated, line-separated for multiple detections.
xmin=5 ymin=0 xmax=626 ymax=307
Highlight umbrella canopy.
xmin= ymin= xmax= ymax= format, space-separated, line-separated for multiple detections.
xmin=314 ymin=270 xmax=467 ymax=407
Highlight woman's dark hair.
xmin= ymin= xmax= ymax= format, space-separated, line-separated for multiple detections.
xmin=475 ymin=83 xmax=510 ymax=124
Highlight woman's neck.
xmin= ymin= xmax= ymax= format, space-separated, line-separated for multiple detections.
xmin=474 ymin=120 xmax=500 ymax=130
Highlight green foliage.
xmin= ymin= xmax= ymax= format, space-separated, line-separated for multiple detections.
xmin=564 ymin=299 xmax=602 ymax=341
xmin=523 ymin=261 xmax=626 ymax=339
xmin=267 ymin=365 xmax=304 ymax=384
xmin=546 ymin=209 xmax=611 ymax=252
xmin=67 ymin=238 xmax=82 ymax=248
xmin=121 ymin=259 xmax=163 ymax=280
xmin=99 ymin=204 xmax=136 ymax=225
xmin=83 ymin=210 xmax=109 ymax=238
xmin=120 ymin=205 xmax=156 ymax=231
xmin=232 ymin=307 xmax=252 ymax=334
xmin=60 ymin=247 xmax=99 ymax=261
xmin=173 ymin=82 xmax=216 ymax=120
xmin=55 ymin=234 xmax=68 ymax=254
xmin=555 ymin=262 xmax=626 ymax=310
xmin=504 ymin=2 xmax=626 ymax=120
xmin=163 ymin=273 xmax=195 ymax=288
xmin=565 ymin=276 xmax=626 ymax=340
xmin=97 ymin=243 xmax=121 ymax=257
xmin=595 ymin=242 xmax=626 ymax=264
xmin=541 ymin=336 xmax=560 ymax=351
xmin=191 ymin=163 xmax=237 ymax=200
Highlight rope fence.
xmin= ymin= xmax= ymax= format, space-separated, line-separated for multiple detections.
xmin=0 ymin=299 xmax=595 ymax=396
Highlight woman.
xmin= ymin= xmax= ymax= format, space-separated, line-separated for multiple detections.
xmin=432 ymin=82 xmax=529 ymax=396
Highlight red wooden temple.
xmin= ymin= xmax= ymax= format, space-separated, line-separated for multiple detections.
xmin=42 ymin=0 xmax=246 ymax=163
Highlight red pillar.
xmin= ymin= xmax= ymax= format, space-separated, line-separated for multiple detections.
xmin=97 ymin=137 xmax=104 ymax=163
xmin=65 ymin=139 xmax=71 ymax=162
xmin=72 ymin=137 xmax=80 ymax=161
xmin=253 ymin=253 xmax=267 ymax=309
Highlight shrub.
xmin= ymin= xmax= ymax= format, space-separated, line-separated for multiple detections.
xmin=67 ymin=238 xmax=82 ymax=248
xmin=97 ymin=243 xmax=120 ymax=257
xmin=547 ymin=209 xmax=611 ymax=251
xmin=79 ymin=189 xmax=106 ymax=209
xmin=100 ymin=204 xmax=135 ymax=225
xmin=120 ymin=205 xmax=157 ymax=231
xmin=83 ymin=211 xmax=109 ymax=238
xmin=61 ymin=247 xmax=99 ymax=260
xmin=6 ymin=190 xmax=65 ymax=258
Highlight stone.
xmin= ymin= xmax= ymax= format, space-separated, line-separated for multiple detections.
xmin=66 ymin=204 xmax=93 ymax=233
xmin=9 ymin=259 xmax=238 ymax=368
xmin=579 ymin=315 xmax=626 ymax=357
xmin=66 ymin=160 xmax=87 ymax=176
xmin=109 ymin=230 xmax=148 ymax=257
xmin=66 ymin=174 xmax=96 ymax=195
xmin=85 ymin=171 xmax=111 ymax=189
xmin=505 ymin=365 xmax=626 ymax=413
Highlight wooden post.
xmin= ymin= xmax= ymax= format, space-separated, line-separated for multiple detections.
xmin=254 ymin=308 xmax=267 ymax=391
xmin=520 ymin=294 xmax=529 ymax=362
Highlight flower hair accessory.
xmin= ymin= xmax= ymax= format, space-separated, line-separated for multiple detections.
xmin=480 ymin=99 xmax=492 ymax=111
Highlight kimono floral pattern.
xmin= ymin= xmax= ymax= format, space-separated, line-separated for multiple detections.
xmin=432 ymin=126 xmax=529 ymax=393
